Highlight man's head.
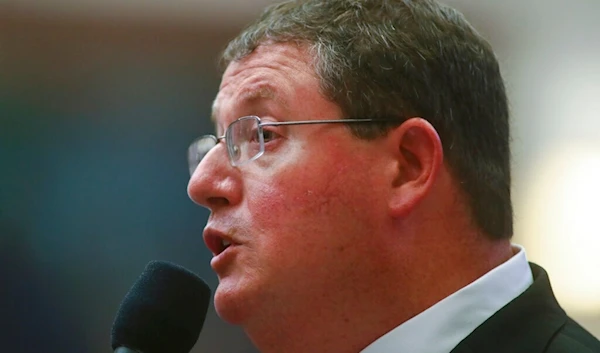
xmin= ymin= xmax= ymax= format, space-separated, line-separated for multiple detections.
xmin=188 ymin=0 xmax=513 ymax=351
xmin=222 ymin=0 xmax=512 ymax=240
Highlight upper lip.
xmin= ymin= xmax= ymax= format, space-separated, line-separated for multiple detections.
xmin=203 ymin=227 xmax=236 ymax=256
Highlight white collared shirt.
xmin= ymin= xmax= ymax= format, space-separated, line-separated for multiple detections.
xmin=360 ymin=245 xmax=534 ymax=353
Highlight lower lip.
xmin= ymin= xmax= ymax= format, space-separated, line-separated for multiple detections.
xmin=210 ymin=245 xmax=238 ymax=270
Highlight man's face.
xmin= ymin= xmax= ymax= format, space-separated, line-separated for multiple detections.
xmin=188 ymin=43 xmax=391 ymax=325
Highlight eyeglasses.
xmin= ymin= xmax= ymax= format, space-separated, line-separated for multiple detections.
xmin=188 ymin=115 xmax=389 ymax=175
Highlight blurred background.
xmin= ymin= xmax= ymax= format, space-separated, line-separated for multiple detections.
xmin=1 ymin=0 xmax=599 ymax=352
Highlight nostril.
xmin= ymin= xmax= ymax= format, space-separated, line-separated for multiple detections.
xmin=207 ymin=196 xmax=230 ymax=207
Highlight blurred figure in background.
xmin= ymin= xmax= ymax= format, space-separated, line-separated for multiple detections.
xmin=187 ymin=0 xmax=600 ymax=352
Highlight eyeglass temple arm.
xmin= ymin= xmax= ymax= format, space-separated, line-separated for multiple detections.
xmin=260 ymin=119 xmax=389 ymax=127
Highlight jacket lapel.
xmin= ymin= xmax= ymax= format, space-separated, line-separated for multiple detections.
xmin=450 ymin=263 xmax=567 ymax=353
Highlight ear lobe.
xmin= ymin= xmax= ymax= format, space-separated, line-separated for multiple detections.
xmin=388 ymin=118 xmax=444 ymax=218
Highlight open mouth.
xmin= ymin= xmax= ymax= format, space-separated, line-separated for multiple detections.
xmin=220 ymin=239 xmax=232 ymax=253
xmin=204 ymin=229 xmax=235 ymax=256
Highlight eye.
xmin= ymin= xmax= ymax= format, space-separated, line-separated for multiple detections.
xmin=262 ymin=129 xmax=278 ymax=143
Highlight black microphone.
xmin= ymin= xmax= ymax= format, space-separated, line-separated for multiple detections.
xmin=111 ymin=261 xmax=211 ymax=353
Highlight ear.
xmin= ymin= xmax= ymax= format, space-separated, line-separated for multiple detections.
xmin=387 ymin=117 xmax=443 ymax=218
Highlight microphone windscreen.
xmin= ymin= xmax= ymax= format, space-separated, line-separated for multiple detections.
xmin=111 ymin=261 xmax=211 ymax=353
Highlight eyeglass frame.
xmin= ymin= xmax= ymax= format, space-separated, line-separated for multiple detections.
xmin=188 ymin=115 xmax=393 ymax=174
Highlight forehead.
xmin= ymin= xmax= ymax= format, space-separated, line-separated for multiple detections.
xmin=211 ymin=43 xmax=319 ymax=122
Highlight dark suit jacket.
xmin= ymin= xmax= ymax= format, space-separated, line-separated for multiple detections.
xmin=450 ymin=263 xmax=600 ymax=353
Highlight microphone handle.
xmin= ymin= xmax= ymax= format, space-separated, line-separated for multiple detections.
xmin=114 ymin=347 xmax=141 ymax=353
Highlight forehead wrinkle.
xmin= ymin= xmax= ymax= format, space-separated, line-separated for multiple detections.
xmin=213 ymin=82 xmax=289 ymax=124
xmin=212 ymin=44 xmax=315 ymax=124
xmin=238 ymin=84 xmax=288 ymax=110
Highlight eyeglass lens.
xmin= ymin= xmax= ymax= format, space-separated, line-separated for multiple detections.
xmin=188 ymin=116 xmax=265 ymax=175
xmin=227 ymin=117 xmax=263 ymax=165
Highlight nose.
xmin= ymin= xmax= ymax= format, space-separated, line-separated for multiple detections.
xmin=187 ymin=144 xmax=242 ymax=211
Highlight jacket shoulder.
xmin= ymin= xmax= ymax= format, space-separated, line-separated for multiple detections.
xmin=546 ymin=318 xmax=600 ymax=353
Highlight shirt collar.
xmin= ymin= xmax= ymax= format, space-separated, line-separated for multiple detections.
xmin=360 ymin=244 xmax=534 ymax=353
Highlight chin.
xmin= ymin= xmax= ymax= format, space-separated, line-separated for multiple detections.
xmin=213 ymin=281 xmax=254 ymax=325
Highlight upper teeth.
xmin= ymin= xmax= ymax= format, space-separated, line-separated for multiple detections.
xmin=222 ymin=239 xmax=231 ymax=247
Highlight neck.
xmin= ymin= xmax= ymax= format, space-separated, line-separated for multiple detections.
xmin=244 ymin=277 xmax=418 ymax=353
xmin=244 ymin=240 xmax=513 ymax=353
xmin=244 ymin=215 xmax=513 ymax=353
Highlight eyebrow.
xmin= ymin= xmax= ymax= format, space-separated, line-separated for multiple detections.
xmin=210 ymin=85 xmax=288 ymax=124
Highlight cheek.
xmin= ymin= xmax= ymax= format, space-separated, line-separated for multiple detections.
xmin=246 ymin=155 xmax=374 ymax=245
xmin=238 ymin=152 xmax=389 ymax=297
